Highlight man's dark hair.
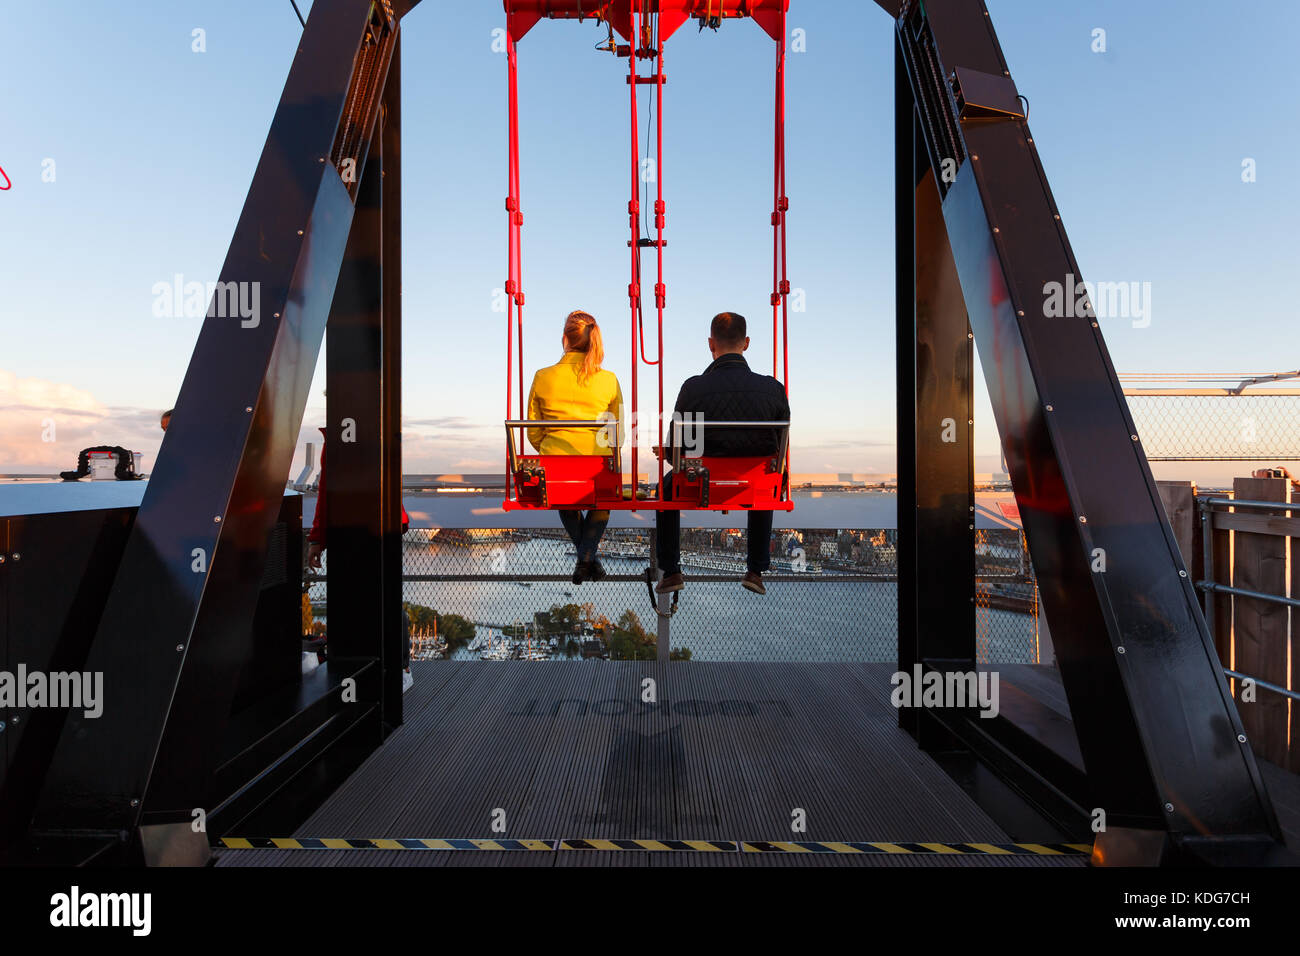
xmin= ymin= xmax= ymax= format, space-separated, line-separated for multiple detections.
xmin=710 ymin=311 xmax=747 ymax=347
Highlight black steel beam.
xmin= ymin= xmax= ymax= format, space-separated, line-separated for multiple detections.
xmin=31 ymin=0 xmax=390 ymax=851
xmin=896 ymin=39 xmax=976 ymax=748
xmin=325 ymin=148 xmax=387 ymax=668
xmin=899 ymin=0 xmax=1283 ymax=859
xmin=894 ymin=39 xmax=919 ymax=737
xmin=323 ymin=33 xmax=404 ymax=733
xmin=379 ymin=37 xmax=405 ymax=730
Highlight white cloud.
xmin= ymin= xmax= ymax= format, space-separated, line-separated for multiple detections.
xmin=0 ymin=369 xmax=129 ymax=470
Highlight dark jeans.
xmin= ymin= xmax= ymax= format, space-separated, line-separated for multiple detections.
xmin=402 ymin=612 xmax=411 ymax=669
xmin=559 ymin=509 xmax=610 ymax=562
xmin=655 ymin=471 xmax=772 ymax=576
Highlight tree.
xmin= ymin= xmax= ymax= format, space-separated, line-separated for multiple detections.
xmin=402 ymin=602 xmax=475 ymax=650
xmin=538 ymin=603 xmax=583 ymax=635
xmin=608 ymin=609 xmax=655 ymax=661
xmin=439 ymin=613 xmax=475 ymax=643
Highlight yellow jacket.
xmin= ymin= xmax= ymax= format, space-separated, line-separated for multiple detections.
xmin=526 ymin=352 xmax=624 ymax=456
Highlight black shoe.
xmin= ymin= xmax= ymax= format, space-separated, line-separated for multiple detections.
xmin=572 ymin=560 xmax=590 ymax=585
xmin=588 ymin=559 xmax=607 ymax=581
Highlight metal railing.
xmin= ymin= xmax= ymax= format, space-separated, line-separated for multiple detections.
xmin=305 ymin=526 xmax=1040 ymax=665
xmin=1121 ymin=373 xmax=1300 ymax=460
xmin=1196 ymin=494 xmax=1300 ymax=703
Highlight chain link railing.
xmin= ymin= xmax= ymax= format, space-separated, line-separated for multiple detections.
xmin=1123 ymin=391 xmax=1300 ymax=461
xmin=975 ymin=529 xmax=1039 ymax=664
xmin=306 ymin=526 xmax=1039 ymax=664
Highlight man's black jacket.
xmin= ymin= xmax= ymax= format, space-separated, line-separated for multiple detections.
xmin=668 ymin=353 xmax=790 ymax=458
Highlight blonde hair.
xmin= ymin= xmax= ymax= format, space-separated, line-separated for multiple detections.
xmin=562 ymin=310 xmax=604 ymax=383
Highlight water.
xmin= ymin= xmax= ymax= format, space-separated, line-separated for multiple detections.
xmin=382 ymin=535 xmax=1038 ymax=664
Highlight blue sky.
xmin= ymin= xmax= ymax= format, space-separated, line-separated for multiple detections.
xmin=1 ymin=0 xmax=1296 ymax=479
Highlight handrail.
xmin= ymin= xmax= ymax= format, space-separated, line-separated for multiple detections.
xmin=1198 ymin=497 xmax=1295 ymax=512
xmin=1222 ymin=669 xmax=1300 ymax=702
xmin=505 ymin=419 xmax=612 ymax=427
xmin=1195 ymin=580 xmax=1300 ymax=610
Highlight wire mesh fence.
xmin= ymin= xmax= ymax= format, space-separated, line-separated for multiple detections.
xmin=1124 ymin=392 xmax=1300 ymax=460
xmin=975 ymin=529 xmax=1039 ymax=664
xmin=306 ymin=526 xmax=1040 ymax=664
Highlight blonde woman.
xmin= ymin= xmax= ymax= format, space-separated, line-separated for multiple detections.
xmin=527 ymin=310 xmax=624 ymax=584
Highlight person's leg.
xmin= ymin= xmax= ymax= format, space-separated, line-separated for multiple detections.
xmin=656 ymin=471 xmax=682 ymax=576
xmin=401 ymin=612 xmax=413 ymax=691
xmin=578 ymin=509 xmax=610 ymax=562
xmin=747 ymin=510 xmax=774 ymax=573
xmin=560 ymin=510 xmax=590 ymax=584
xmin=558 ymin=510 xmax=584 ymax=549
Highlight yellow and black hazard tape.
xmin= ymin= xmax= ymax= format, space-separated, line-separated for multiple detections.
xmin=558 ymin=839 xmax=736 ymax=852
xmin=218 ymin=838 xmax=556 ymax=851
xmin=740 ymin=841 xmax=1093 ymax=856
xmin=217 ymin=837 xmax=1092 ymax=856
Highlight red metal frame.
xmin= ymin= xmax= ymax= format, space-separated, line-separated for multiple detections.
xmin=504 ymin=453 xmax=792 ymax=512
xmin=504 ymin=1 xmax=787 ymax=44
xmin=502 ymin=0 xmax=793 ymax=514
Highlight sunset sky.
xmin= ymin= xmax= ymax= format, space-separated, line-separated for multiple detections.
xmin=1 ymin=0 xmax=1296 ymax=484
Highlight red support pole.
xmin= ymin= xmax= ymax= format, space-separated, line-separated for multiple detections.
xmin=778 ymin=3 xmax=789 ymax=398
xmin=771 ymin=4 xmax=790 ymax=488
xmin=770 ymin=18 xmax=782 ymax=379
xmin=506 ymin=30 xmax=526 ymax=460
xmin=628 ymin=0 xmax=641 ymax=501
xmin=654 ymin=19 xmax=666 ymax=495
xmin=506 ymin=31 xmax=519 ymax=489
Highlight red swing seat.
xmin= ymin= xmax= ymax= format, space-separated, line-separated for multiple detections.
xmin=503 ymin=419 xmax=624 ymax=511
xmin=669 ymin=457 xmax=791 ymax=511
xmin=502 ymin=419 xmax=794 ymax=512
xmin=663 ymin=419 xmax=794 ymax=512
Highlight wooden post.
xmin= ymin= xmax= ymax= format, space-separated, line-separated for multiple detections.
xmin=1211 ymin=492 xmax=1234 ymax=665
xmin=1292 ymin=508 xmax=1300 ymax=774
xmin=1230 ymin=477 xmax=1291 ymax=767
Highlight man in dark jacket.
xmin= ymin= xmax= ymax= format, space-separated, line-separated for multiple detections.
xmin=656 ymin=312 xmax=790 ymax=595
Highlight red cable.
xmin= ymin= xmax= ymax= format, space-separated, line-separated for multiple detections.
xmin=654 ymin=17 xmax=665 ymax=493
xmin=771 ymin=3 xmax=790 ymax=487
xmin=778 ymin=2 xmax=789 ymax=398
xmin=512 ymin=46 xmax=525 ymax=441
xmin=770 ymin=9 xmax=783 ymax=380
xmin=506 ymin=31 xmax=518 ymax=491
xmin=507 ymin=29 xmax=528 ymax=463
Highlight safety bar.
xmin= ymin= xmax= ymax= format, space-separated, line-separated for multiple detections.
xmin=1198 ymin=497 xmax=1296 ymax=512
xmin=1222 ymin=669 xmax=1300 ymax=703
xmin=504 ymin=419 xmax=622 ymax=477
xmin=668 ymin=419 xmax=790 ymax=476
xmin=1196 ymin=580 xmax=1300 ymax=610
